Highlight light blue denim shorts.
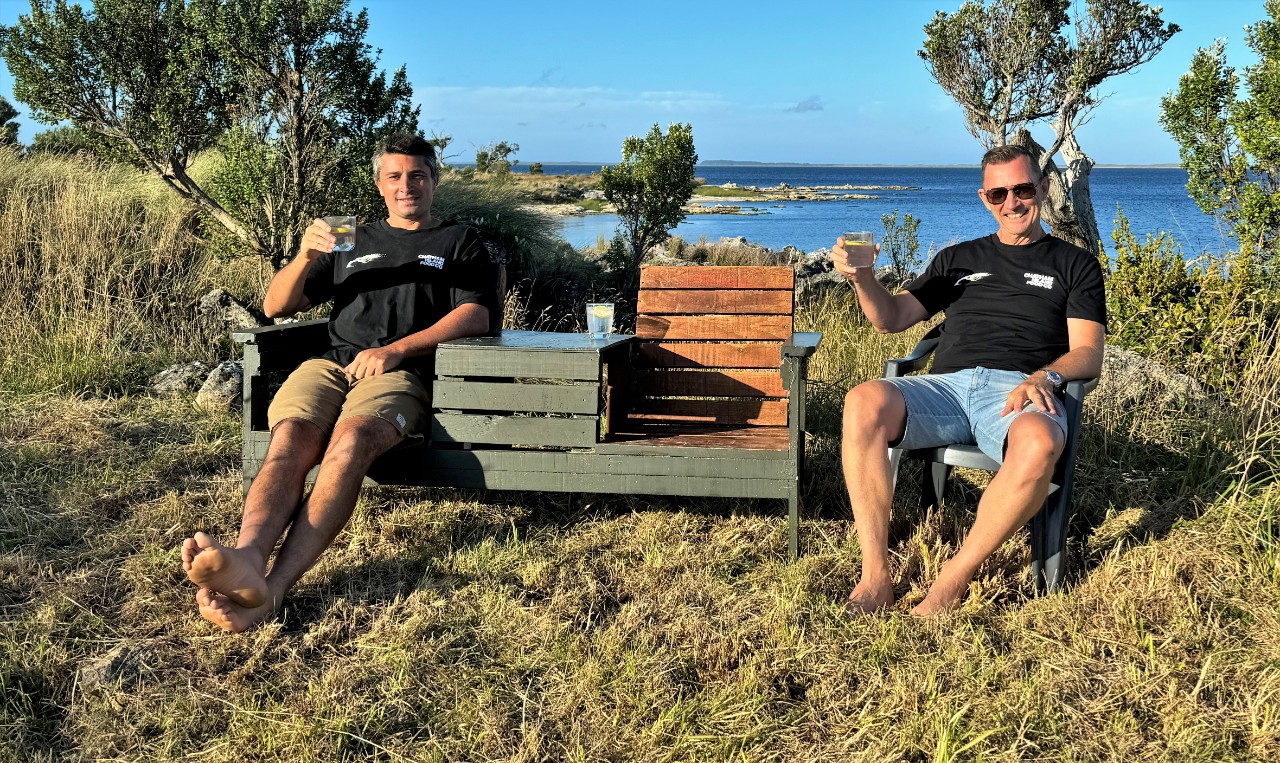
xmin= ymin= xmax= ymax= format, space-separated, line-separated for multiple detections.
xmin=882 ymin=367 xmax=1067 ymax=464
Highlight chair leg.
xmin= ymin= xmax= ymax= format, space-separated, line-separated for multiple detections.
xmin=1031 ymin=491 xmax=1070 ymax=594
xmin=889 ymin=447 xmax=904 ymax=490
xmin=787 ymin=482 xmax=801 ymax=562
xmin=922 ymin=460 xmax=950 ymax=511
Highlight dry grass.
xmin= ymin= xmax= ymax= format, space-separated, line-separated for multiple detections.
xmin=2 ymin=151 xmax=1278 ymax=761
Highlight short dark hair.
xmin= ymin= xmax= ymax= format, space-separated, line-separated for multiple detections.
xmin=981 ymin=144 xmax=1040 ymax=180
xmin=372 ymin=132 xmax=439 ymax=181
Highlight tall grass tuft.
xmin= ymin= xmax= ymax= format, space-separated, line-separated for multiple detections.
xmin=0 ymin=147 xmax=261 ymax=395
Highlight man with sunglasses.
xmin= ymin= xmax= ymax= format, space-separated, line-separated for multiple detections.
xmin=832 ymin=144 xmax=1106 ymax=617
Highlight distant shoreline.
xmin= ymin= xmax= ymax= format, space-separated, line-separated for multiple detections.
xmin=514 ymin=161 xmax=1184 ymax=170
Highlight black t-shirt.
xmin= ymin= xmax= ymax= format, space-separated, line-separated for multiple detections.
xmin=904 ymin=234 xmax=1107 ymax=375
xmin=302 ymin=219 xmax=497 ymax=376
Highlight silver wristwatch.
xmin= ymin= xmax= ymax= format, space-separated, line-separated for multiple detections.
xmin=1039 ymin=368 xmax=1064 ymax=391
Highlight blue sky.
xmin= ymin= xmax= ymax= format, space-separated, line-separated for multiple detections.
xmin=0 ymin=0 xmax=1267 ymax=164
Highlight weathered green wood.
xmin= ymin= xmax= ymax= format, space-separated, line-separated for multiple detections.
xmin=433 ymin=381 xmax=598 ymax=414
xmin=363 ymin=467 xmax=793 ymax=499
xmin=432 ymin=413 xmax=598 ymax=447
xmin=435 ymin=346 xmax=601 ymax=380
xmin=382 ymin=447 xmax=792 ymax=477
xmin=591 ymin=439 xmax=790 ymax=459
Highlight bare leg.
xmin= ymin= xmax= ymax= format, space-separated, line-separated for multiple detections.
xmin=184 ymin=419 xmax=325 ymax=606
xmin=912 ymin=413 xmax=1064 ymax=617
xmin=196 ymin=415 xmax=402 ymax=632
xmin=842 ymin=381 xmax=908 ymax=613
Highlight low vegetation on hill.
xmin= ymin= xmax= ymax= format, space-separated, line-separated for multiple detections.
xmin=1 ymin=150 xmax=1277 ymax=761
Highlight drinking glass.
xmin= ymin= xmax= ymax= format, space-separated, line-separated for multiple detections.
xmin=586 ymin=302 xmax=614 ymax=339
xmin=841 ymin=230 xmax=875 ymax=268
xmin=324 ymin=216 xmax=356 ymax=253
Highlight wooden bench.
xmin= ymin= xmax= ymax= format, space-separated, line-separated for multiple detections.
xmin=233 ymin=265 xmax=822 ymax=559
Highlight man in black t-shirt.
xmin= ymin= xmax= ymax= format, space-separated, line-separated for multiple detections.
xmin=831 ymin=145 xmax=1106 ymax=617
xmin=181 ymin=133 xmax=497 ymax=633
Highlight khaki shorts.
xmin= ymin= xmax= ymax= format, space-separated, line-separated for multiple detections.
xmin=267 ymin=358 xmax=431 ymax=438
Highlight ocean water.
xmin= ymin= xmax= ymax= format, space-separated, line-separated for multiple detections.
xmin=533 ymin=164 xmax=1231 ymax=260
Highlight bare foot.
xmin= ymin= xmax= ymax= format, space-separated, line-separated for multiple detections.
xmin=910 ymin=578 xmax=968 ymax=618
xmin=196 ymin=587 xmax=281 ymax=633
xmin=844 ymin=576 xmax=895 ymax=614
xmin=183 ymin=532 xmax=268 ymax=608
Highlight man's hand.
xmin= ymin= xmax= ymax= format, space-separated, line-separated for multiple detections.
xmin=298 ymin=218 xmax=338 ymax=263
xmin=345 ymin=346 xmax=406 ymax=379
xmin=1001 ymin=372 xmax=1059 ymax=417
xmin=832 ymin=238 xmax=879 ymax=277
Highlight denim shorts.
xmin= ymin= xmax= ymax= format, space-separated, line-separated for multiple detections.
xmin=882 ymin=367 xmax=1067 ymax=464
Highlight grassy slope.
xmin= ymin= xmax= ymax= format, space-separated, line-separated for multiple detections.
xmin=1 ymin=151 xmax=1278 ymax=762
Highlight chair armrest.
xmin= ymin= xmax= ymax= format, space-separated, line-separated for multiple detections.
xmin=782 ymin=332 xmax=822 ymax=358
xmin=884 ymin=326 xmax=943 ymax=378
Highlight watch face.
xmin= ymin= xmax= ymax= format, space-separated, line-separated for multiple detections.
xmin=1044 ymin=370 xmax=1063 ymax=387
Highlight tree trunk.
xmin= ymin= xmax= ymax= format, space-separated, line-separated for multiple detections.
xmin=1057 ymin=129 xmax=1102 ymax=255
xmin=1011 ymin=130 xmax=1098 ymax=254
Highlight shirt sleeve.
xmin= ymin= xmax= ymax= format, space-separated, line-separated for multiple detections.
xmin=301 ymin=251 xmax=336 ymax=307
xmin=903 ymin=246 xmax=960 ymax=319
xmin=1066 ymin=251 xmax=1108 ymax=328
xmin=446 ymin=228 xmax=500 ymax=315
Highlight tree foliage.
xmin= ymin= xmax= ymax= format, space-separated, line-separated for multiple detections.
xmin=920 ymin=0 xmax=1178 ymax=253
xmin=474 ymin=140 xmax=520 ymax=174
xmin=599 ymin=122 xmax=697 ymax=297
xmin=0 ymin=0 xmax=418 ymax=269
xmin=0 ymin=96 xmax=20 ymax=146
xmin=879 ymin=210 xmax=923 ymax=288
xmin=1160 ymin=0 xmax=1280 ymax=265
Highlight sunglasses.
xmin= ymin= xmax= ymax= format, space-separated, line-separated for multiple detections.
xmin=982 ymin=182 xmax=1038 ymax=205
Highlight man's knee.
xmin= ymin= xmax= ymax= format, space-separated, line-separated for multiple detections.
xmin=843 ymin=381 xmax=907 ymax=441
xmin=266 ymin=418 xmax=326 ymax=463
xmin=1003 ymin=413 xmax=1065 ymax=476
xmin=323 ymin=415 xmax=402 ymax=465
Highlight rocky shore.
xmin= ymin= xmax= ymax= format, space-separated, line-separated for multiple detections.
xmin=527 ymin=182 xmax=922 ymax=218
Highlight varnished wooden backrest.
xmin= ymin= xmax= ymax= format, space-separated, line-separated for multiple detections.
xmin=630 ymin=265 xmax=794 ymax=428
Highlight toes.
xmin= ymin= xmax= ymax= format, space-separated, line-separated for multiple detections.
xmin=193 ymin=531 xmax=217 ymax=551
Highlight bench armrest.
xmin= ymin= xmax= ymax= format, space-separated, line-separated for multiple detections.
xmin=782 ymin=331 xmax=822 ymax=358
xmin=232 ymin=318 xmax=329 ymax=346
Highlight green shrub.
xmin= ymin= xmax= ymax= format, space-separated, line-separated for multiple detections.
xmin=1105 ymin=209 xmax=1280 ymax=388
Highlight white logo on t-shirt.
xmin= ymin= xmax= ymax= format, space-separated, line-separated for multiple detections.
xmin=1025 ymin=272 xmax=1055 ymax=289
xmin=346 ymin=253 xmax=385 ymax=268
xmin=418 ymin=254 xmax=445 ymax=269
xmin=954 ymin=272 xmax=993 ymax=286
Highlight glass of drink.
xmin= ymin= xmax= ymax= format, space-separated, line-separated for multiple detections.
xmin=841 ymin=231 xmax=875 ymax=268
xmin=324 ymin=216 xmax=356 ymax=253
xmin=586 ymin=302 xmax=614 ymax=339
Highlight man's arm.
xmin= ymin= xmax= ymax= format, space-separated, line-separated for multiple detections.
xmin=831 ymin=241 xmax=929 ymax=333
xmin=263 ymin=219 xmax=336 ymax=318
xmin=1001 ymin=318 xmax=1105 ymax=417
xmin=344 ymin=303 xmax=490 ymax=379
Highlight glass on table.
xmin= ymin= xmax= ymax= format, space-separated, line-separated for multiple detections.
xmin=586 ymin=302 xmax=614 ymax=339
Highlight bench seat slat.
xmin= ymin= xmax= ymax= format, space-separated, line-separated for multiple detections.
xmin=627 ymin=399 xmax=788 ymax=426
xmin=640 ymin=266 xmax=794 ymax=290
xmin=638 ymin=289 xmax=792 ymax=315
xmin=636 ymin=315 xmax=792 ymax=341
xmin=635 ymin=368 xmax=787 ymax=397
xmin=635 ymin=342 xmax=783 ymax=369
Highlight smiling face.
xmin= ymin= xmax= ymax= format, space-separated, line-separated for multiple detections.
xmin=979 ymin=154 xmax=1048 ymax=245
xmin=375 ymin=153 xmax=436 ymax=229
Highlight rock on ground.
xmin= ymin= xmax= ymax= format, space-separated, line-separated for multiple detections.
xmin=196 ymin=361 xmax=243 ymax=412
xmin=149 ymin=361 xmax=210 ymax=396
xmin=198 ymin=289 xmax=269 ymax=332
